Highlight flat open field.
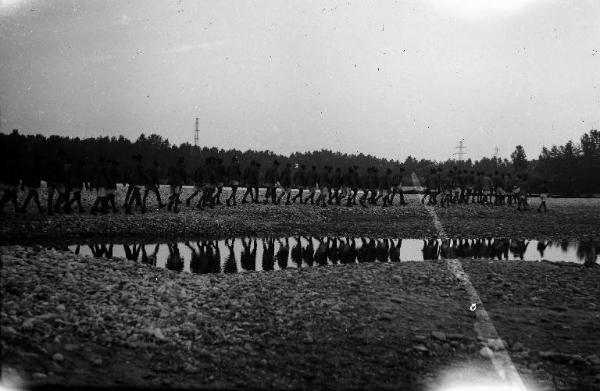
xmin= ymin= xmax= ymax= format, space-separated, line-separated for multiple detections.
xmin=2 ymin=188 xmax=600 ymax=390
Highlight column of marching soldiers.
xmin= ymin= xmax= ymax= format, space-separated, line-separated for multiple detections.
xmin=0 ymin=150 xmax=548 ymax=215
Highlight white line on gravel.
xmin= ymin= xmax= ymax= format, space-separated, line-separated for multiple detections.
xmin=411 ymin=172 xmax=526 ymax=390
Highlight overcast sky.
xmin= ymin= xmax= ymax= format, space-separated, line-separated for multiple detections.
xmin=1 ymin=0 xmax=599 ymax=161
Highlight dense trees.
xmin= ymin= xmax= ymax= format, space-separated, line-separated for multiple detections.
xmin=536 ymin=129 xmax=600 ymax=196
xmin=1 ymin=129 xmax=598 ymax=194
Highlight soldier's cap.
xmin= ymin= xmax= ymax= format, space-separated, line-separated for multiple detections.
xmin=399 ymin=167 xmax=405 ymax=171
xmin=336 ymin=167 xmax=341 ymax=171
xmin=286 ymin=162 xmax=291 ymax=167
xmin=300 ymin=164 xmax=306 ymax=169
xmin=273 ymin=160 xmax=279 ymax=165
xmin=250 ymin=160 xmax=255 ymax=165
xmin=178 ymin=156 xmax=184 ymax=163
xmin=386 ymin=168 xmax=392 ymax=173
xmin=353 ymin=165 xmax=358 ymax=170
xmin=232 ymin=156 xmax=238 ymax=162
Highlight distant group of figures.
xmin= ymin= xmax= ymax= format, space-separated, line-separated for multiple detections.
xmin=59 ymin=236 xmax=598 ymax=273
xmin=419 ymin=167 xmax=549 ymax=212
xmin=0 ymin=151 xmax=550 ymax=214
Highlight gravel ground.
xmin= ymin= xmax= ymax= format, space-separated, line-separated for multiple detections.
xmin=2 ymin=246 xmax=600 ymax=390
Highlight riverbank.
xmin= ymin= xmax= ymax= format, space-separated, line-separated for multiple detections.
xmin=2 ymin=246 xmax=600 ymax=390
xmin=2 ymin=189 xmax=599 ymax=243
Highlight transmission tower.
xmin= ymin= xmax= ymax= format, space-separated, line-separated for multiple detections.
xmin=453 ymin=139 xmax=466 ymax=161
xmin=194 ymin=117 xmax=199 ymax=147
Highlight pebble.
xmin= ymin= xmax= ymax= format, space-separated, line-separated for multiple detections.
xmin=52 ymin=353 xmax=64 ymax=362
xmin=487 ymin=338 xmax=507 ymax=351
xmin=480 ymin=347 xmax=494 ymax=359
xmin=1 ymin=326 xmax=18 ymax=336
xmin=431 ymin=331 xmax=446 ymax=341
xmin=413 ymin=345 xmax=428 ymax=353
xmin=512 ymin=342 xmax=524 ymax=351
xmin=588 ymin=355 xmax=600 ymax=365
xmin=32 ymin=372 xmax=48 ymax=380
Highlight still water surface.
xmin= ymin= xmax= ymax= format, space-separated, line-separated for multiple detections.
xmin=59 ymin=237 xmax=600 ymax=274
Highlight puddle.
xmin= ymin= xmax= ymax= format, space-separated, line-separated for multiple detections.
xmin=53 ymin=237 xmax=600 ymax=274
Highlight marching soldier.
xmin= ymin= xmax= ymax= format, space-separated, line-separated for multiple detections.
xmin=291 ymin=164 xmax=307 ymax=203
xmin=225 ymin=156 xmax=242 ymax=206
xmin=167 ymin=156 xmax=187 ymax=213
xmin=143 ymin=160 xmax=166 ymax=211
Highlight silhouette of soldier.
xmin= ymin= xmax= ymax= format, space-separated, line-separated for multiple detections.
xmin=291 ymin=164 xmax=307 ymax=203
xmin=166 ymin=156 xmax=187 ymax=213
xmin=18 ymin=154 xmax=44 ymax=214
xmin=226 ymin=156 xmax=242 ymax=206
xmin=143 ymin=160 xmax=166 ymax=211
xmin=90 ymin=156 xmax=110 ymax=215
xmin=277 ymin=162 xmax=292 ymax=205
xmin=125 ymin=154 xmax=147 ymax=214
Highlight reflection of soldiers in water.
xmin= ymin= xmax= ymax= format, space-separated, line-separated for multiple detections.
xmin=123 ymin=243 xmax=142 ymax=262
xmin=206 ymin=241 xmax=221 ymax=273
xmin=262 ymin=237 xmax=275 ymax=271
xmin=366 ymin=238 xmax=377 ymax=262
xmin=141 ymin=244 xmax=160 ymax=267
xmin=472 ymin=238 xmax=490 ymax=259
xmin=224 ymin=238 xmax=238 ymax=274
xmin=339 ymin=237 xmax=356 ymax=264
xmin=456 ymin=239 xmax=472 ymax=259
xmin=509 ymin=239 xmax=529 ymax=260
xmin=276 ymin=238 xmax=289 ymax=270
xmin=439 ymin=239 xmax=455 ymax=259
xmin=291 ymin=237 xmax=303 ymax=268
xmin=422 ymin=239 xmax=439 ymax=260
xmin=490 ymin=238 xmax=509 ymax=260
xmin=389 ymin=239 xmax=401 ymax=262
xmin=376 ymin=239 xmax=389 ymax=262
xmin=241 ymin=238 xmax=257 ymax=271
xmin=560 ymin=240 xmax=569 ymax=252
xmin=303 ymin=237 xmax=314 ymax=267
xmin=166 ymin=243 xmax=184 ymax=272
xmin=89 ymin=243 xmax=114 ymax=259
xmin=577 ymin=240 xmax=598 ymax=267
xmin=537 ymin=240 xmax=549 ymax=258
xmin=328 ymin=238 xmax=339 ymax=265
xmin=315 ymin=237 xmax=328 ymax=266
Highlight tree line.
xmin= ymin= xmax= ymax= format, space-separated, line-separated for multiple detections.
xmin=0 ymin=129 xmax=598 ymax=195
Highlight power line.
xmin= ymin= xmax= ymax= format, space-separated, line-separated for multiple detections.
xmin=453 ymin=139 xmax=466 ymax=161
